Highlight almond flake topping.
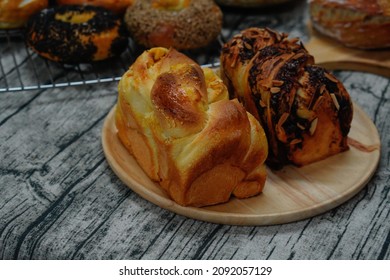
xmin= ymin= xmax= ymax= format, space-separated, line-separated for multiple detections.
xmin=309 ymin=118 xmax=318 ymax=135
xmin=324 ymin=72 xmax=338 ymax=83
xmin=244 ymin=42 xmax=252 ymax=49
xmin=272 ymin=80 xmax=284 ymax=87
xmin=330 ymin=93 xmax=340 ymax=110
xmin=290 ymin=139 xmax=302 ymax=145
xmin=297 ymin=123 xmax=305 ymax=130
xmin=259 ymin=99 xmax=267 ymax=108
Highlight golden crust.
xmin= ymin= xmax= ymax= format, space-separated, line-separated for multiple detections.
xmin=309 ymin=0 xmax=390 ymax=49
xmin=116 ymin=47 xmax=268 ymax=207
xmin=220 ymin=27 xmax=353 ymax=169
xmin=124 ymin=0 xmax=223 ymax=50
xmin=0 ymin=0 xmax=48 ymax=29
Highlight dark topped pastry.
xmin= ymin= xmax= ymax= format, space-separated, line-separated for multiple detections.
xmin=309 ymin=0 xmax=390 ymax=49
xmin=220 ymin=27 xmax=353 ymax=169
xmin=26 ymin=5 xmax=128 ymax=63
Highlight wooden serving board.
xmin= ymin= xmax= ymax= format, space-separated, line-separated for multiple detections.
xmin=101 ymin=103 xmax=380 ymax=226
xmin=305 ymin=28 xmax=390 ymax=78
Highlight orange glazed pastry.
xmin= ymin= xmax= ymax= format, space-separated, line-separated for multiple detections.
xmin=115 ymin=47 xmax=268 ymax=207
xmin=220 ymin=28 xmax=353 ymax=169
xmin=309 ymin=0 xmax=390 ymax=49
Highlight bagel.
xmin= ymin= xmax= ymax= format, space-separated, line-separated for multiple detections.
xmin=56 ymin=0 xmax=134 ymax=14
xmin=0 ymin=0 xmax=48 ymax=29
xmin=26 ymin=5 xmax=128 ymax=63
xmin=124 ymin=0 xmax=223 ymax=50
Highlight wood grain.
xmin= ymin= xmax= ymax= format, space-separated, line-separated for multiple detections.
xmin=102 ymin=103 xmax=380 ymax=226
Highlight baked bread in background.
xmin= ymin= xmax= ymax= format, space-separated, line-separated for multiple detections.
xmin=0 ymin=0 xmax=48 ymax=29
xmin=115 ymin=47 xmax=268 ymax=207
xmin=124 ymin=0 xmax=223 ymax=50
xmin=215 ymin=0 xmax=295 ymax=7
xmin=56 ymin=0 xmax=134 ymax=14
xmin=220 ymin=27 xmax=353 ymax=169
xmin=309 ymin=0 xmax=390 ymax=49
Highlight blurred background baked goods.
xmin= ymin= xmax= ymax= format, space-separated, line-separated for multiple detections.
xmin=124 ymin=0 xmax=223 ymax=50
xmin=0 ymin=0 xmax=48 ymax=29
xmin=309 ymin=0 xmax=390 ymax=49
xmin=56 ymin=0 xmax=134 ymax=14
xmin=215 ymin=0 xmax=296 ymax=7
xmin=25 ymin=5 xmax=128 ymax=63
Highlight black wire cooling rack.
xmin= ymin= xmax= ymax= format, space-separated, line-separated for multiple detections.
xmin=0 ymin=29 xmax=222 ymax=93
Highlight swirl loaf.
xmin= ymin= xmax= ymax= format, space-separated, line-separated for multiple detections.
xmin=220 ymin=27 xmax=353 ymax=169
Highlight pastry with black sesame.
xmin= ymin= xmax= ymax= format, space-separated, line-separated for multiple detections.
xmin=26 ymin=5 xmax=128 ymax=64
xmin=220 ymin=27 xmax=353 ymax=169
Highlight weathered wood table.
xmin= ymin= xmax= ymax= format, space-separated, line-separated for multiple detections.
xmin=1 ymin=0 xmax=389 ymax=260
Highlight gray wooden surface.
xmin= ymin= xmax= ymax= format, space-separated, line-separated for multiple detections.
xmin=0 ymin=0 xmax=389 ymax=260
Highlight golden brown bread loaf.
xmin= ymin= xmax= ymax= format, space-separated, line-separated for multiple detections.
xmin=220 ymin=27 xmax=353 ymax=169
xmin=309 ymin=0 xmax=390 ymax=49
xmin=115 ymin=47 xmax=268 ymax=207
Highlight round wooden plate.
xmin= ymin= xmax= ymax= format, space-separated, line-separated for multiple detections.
xmin=101 ymin=103 xmax=380 ymax=226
